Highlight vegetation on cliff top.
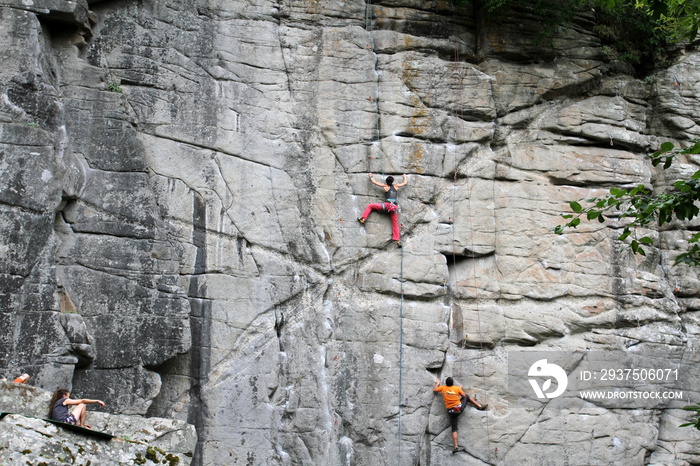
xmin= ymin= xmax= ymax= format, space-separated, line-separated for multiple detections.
xmin=455 ymin=0 xmax=699 ymax=43
xmin=595 ymin=0 xmax=699 ymax=42
xmin=451 ymin=0 xmax=697 ymax=74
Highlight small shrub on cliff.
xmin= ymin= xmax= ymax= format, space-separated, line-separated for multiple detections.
xmin=107 ymin=82 xmax=122 ymax=93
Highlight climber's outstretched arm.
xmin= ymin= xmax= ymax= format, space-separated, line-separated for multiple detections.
xmin=394 ymin=174 xmax=408 ymax=188
xmin=369 ymin=173 xmax=388 ymax=188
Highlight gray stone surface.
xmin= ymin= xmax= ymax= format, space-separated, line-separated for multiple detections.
xmin=1 ymin=0 xmax=700 ymax=465
xmin=0 ymin=384 xmax=196 ymax=465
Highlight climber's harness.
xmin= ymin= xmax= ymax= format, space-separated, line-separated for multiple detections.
xmin=383 ymin=199 xmax=398 ymax=213
xmin=447 ymin=404 xmax=462 ymax=414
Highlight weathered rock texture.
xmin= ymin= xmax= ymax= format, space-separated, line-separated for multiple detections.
xmin=0 ymin=383 xmax=196 ymax=465
xmin=1 ymin=0 xmax=700 ymax=464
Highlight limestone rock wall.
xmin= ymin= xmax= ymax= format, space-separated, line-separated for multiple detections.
xmin=1 ymin=0 xmax=700 ymax=464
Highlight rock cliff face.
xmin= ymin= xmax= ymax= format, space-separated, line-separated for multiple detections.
xmin=1 ymin=0 xmax=700 ymax=464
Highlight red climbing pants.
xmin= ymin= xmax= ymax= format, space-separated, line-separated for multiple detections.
xmin=361 ymin=203 xmax=400 ymax=241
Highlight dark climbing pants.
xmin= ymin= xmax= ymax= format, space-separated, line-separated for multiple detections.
xmin=447 ymin=401 xmax=465 ymax=432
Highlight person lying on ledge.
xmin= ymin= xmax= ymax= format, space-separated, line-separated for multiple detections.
xmin=49 ymin=388 xmax=105 ymax=429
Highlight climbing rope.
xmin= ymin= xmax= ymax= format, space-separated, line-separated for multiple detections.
xmin=365 ymin=0 xmax=384 ymax=176
xmin=338 ymin=2 xmax=401 ymax=463
xmin=364 ymin=3 xmax=405 ymax=462
xmin=450 ymin=44 xmax=494 ymax=461
xmin=337 ymin=1 xmax=379 ymax=457
xmin=397 ymin=244 xmax=405 ymax=465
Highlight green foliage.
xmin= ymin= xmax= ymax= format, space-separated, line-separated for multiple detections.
xmin=680 ymin=402 xmax=700 ymax=429
xmin=452 ymin=0 xmax=580 ymax=17
xmin=452 ymin=0 xmax=669 ymax=67
xmin=553 ymin=140 xmax=700 ymax=266
xmin=592 ymin=1 xmax=672 ymax=75
xmin=452 ymin=0 xmax=697 ymax=47
xmin=107 ymin=82 xmax=122 ymax=93
xmin=592 ymin=0 xmax=700 ymax=42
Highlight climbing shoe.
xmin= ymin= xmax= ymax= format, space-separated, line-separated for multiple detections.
xmin=395 ymin=241 xmax=402 ymax=248
xmin=478 ymin=404 xmax=488 ymax=411
xmin=357 ymin=217 xmax=365 ymax=224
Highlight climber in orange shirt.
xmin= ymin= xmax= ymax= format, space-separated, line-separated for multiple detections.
xmin=433 ymin=377 xmax=487 ymax=454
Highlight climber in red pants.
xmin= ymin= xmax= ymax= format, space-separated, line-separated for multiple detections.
xmin=358 ymin=173 xmax=408 ymax=247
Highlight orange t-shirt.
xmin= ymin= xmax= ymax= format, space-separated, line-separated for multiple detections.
xmin=13 ymin=377 xmax=26 ymax=383
xmin=435 ymin=385 xmax=465 ymax=409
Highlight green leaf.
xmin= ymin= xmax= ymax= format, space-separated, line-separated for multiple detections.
xmin=630 ymin=240 xmax=647 ymax=256
xmin=686 ymin=143 xmax=700 ymax=155
xmin=569 ymin=218 xmax=581 ymax=228
xmin=587 ymin=211 xmax=600 ymax=220
xmin=570 ymin=201 xmax=583 ymax=213
xmin=561 ymin=214 xmax=573 ymax=219
xmin=638 ymin=236 xmax=654 ymax=245
xmin=610 ymin=187 xmax=626 ymax=197
xmin=629 ymin=185 xmax=647 ymax=196
xmin=660 ymin=141 xmax=675 ymax=152
xmin=674 ymin=180 xmax=688 ymax=191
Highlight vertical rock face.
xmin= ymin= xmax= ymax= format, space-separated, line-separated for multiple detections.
xmin=1 ymin=0 xmax=699 ymax=464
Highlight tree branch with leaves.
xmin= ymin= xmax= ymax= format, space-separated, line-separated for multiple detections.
xmin=553 ymin=140 xmax=700 ymax=266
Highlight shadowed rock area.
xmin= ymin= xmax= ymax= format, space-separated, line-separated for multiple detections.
xmin=1 ymin=0 xmax=700 ymax=464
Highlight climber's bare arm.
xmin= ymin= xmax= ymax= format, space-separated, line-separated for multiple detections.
xmin=369 ymin=173 xmax=388 ymax=189
xmin=394 ymin=174 xmax=408 ymax=188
